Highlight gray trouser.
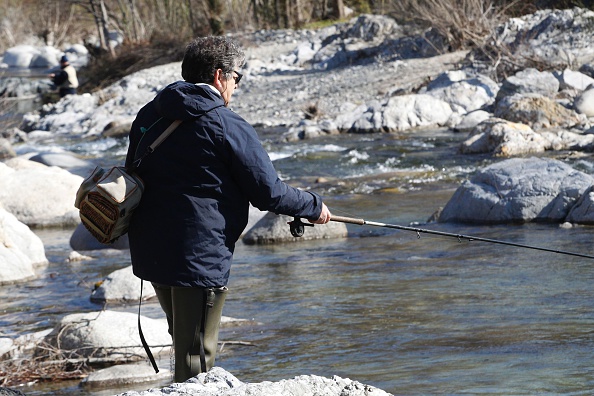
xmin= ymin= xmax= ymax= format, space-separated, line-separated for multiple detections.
xmin=152 ymin=283 xmax=228 ymax=383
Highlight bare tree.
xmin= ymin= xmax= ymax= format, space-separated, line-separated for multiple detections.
xmin=330 ymin=0 xmax=344 ymax=19
xmin=80 ymin=0 xmax=116 ymax=55
xmin=202 ymin=0 xmax=225 ymax=34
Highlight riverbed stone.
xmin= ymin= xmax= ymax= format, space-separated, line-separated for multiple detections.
xmin=0 ymin=338 xmax=13 ymax=359
xmin=438 ymin=157 xmax=594 ymax=224
xmin=476 ymin=8 xmax=594 ymax=72
xmin=0 ymin=138 xmax=15 ymax=159
xmin=574 ymin=87 xmax=594 ymax=117
xmin=553 ymin=69 xmax=594 ymax=91
xmin=494 ymin=93 xmax=583 ymax=130
xmin=496 ymin=68 xmax=559 ymax=101
xmin=453 ymin=110 xmax=491 ymax=131
xmin=459 ymin=118 xmax=546 ymax=156
xmin=90 ymin=266 xmax=156 ymax=303
xmin=28 ymin=151 xmax=97 ymax=177
xmin=243 ymin=212 xmax=348 ymax=244
xmin=0 ymin=207 xmax=47 ymax=284
xmin=114 ymin=366 xmax=392 ymax=396
xmin=0 ymin=159 xmax=82 ymax=227
xmin=81 ymin=363 xmax=171 ymax=390
xmin=566 ymin=185 xmax=594 ymax=224
xmin=70 ymin=223 xmax=130 ymax=251
xmin=461 ymin=120 xmax=594 ymax=156
xmin=381 ymin=94 xmax=453 ymax=132
xmin=2 ymin=45 xmax=37 ymax=68
xmin=424 ymin=70 xmax=499 ymax=113
xmin=39 ymin=310 xmax=171 ymax=361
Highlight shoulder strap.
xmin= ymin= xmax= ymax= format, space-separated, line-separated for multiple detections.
xmin=131 ymin=119 xmax=183 ymax=170
xmin=147 ymin=119 xmax=183 ymax=153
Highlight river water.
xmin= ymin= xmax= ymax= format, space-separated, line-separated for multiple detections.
xmin=3 ymin=97 xmax=594 ymax=395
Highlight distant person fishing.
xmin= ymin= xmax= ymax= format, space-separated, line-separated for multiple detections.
xmin=48 ymin=55 xmax=78 ymax=97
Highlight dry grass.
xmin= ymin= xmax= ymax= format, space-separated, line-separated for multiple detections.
xmin=389 ymin=0 xmax=519 ymax=51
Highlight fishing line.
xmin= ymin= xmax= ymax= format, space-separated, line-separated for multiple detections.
xmin=287 ymin=215 xmax=594 ymax=260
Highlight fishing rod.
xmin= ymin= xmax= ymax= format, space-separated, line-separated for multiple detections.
xmin=287 ymin=215 xmax=594 ymax=260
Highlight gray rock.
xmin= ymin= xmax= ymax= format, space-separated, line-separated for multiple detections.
xmin=566 ymin=185 xmax=594 ymax=224
xmin=453 ymin=110 xmax=491 ymax=131
xmin=381 ymin=94 xmax=453 ymax=132
xmin=539 ymin=129 xmax=594 ymax=151
xmin=28 ymin=151 xmax=96 ymax=177
xmin=494 ymin=93 xmax=583 ymax=130
xmin=90 ymin=266 xmax=156 ymax=303
xmin=459 ymin=118 xmax=546 ymax=156
xmin=0 ymin=159 xmax=82 ymax=227
xmin=476 ymin=8 xmax=594 ymax=72
xmin=424 ymin=70 xmax=499 ymax=113
xmin=439 ymin=157 xmax=594 ymax=224
xmin=553 ymin=69 xmax=594 ymax=91
xmin=101 ymin=117 xmax=135 ymax=138
xmin=243 ymin=212 xmax=348 ymax=244
xmin=574 ymin=87 xmax=594 ymax=117
xmin=496 ymin=68 xmax=559 ymax=100
xmin=0 ymin=337 xmax=13 ymax=358
xmin=0 ymin=207 xmax=47 ymax=285
xmin=114 ymin=366 xmax=392 ymax=396
xmin=580 ymin=62 xmax=594 ymax=79
xmin=0 ymin=138 xmax=15 ymax=160
xmin=70 ymin=223 xmax=130 ymax=251
xmin=311 ymin=14 xmax=402 ymax=70
xmin=82 ymin=363 xmax=171 ymax=389
xmin=38 ymin=310 xmax=171 ymax=361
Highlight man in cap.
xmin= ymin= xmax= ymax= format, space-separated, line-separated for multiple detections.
xmin=49 ymin=55 xmax=79 ymax=97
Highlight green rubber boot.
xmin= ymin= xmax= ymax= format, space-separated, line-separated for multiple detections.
xmin=153 ymin=284 xmax=228 ymax=383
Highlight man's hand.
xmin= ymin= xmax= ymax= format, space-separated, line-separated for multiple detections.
xmin=310 ymin=203 xmax=331 ymax=224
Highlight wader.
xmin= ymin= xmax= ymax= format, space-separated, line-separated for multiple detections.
xmin=152 ymin=283 xmax=228 ymax=382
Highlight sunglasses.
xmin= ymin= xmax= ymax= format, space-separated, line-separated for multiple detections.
xmin=233 ymin=71 xmax=243 ymax=85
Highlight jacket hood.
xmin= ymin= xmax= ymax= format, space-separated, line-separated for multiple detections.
xmin=153 ymin=81 xmax=224 ymax=121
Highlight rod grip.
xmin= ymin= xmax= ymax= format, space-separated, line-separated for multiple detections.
xmin=330 ymin=215 xmax=365 ymax=225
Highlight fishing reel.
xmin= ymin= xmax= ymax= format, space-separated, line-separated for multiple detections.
xmin=288 ymin=216 xmax=314 ymax=237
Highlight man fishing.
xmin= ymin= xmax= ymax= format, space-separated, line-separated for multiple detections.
xmin=49 ymin=55 xmax=78 ymax=97
xmin=125 ymin=36 xmax=331 ymax=382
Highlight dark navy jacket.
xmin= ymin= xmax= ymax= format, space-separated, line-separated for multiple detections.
xmin=125 ymin=81 xmax=323 ymax=287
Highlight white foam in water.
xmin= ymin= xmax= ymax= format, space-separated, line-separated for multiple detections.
xmin=346 ymin=149 xmax=370 ymax=164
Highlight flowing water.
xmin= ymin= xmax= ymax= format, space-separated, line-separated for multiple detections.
xmin=3 ymin=97 xmax=594 ymax=395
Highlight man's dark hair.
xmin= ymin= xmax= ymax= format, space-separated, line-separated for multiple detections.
xmin=181 ymin=36 xmax=245 ymax=84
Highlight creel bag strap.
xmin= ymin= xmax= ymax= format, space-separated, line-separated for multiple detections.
xmin=138 ymin=279 xmax=160 ymax=373
xmin=131 ymin=119 xmax=183 ymax=170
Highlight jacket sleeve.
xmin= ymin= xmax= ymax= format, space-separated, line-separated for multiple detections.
xmin=223 ymin=112 xmax=323 ymax=221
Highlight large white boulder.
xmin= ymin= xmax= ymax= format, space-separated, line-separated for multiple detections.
xmin=0 ymin=207 xmax=47 ymax=284
xmin=424 ymin=70 xmax=499 ymax=113
xmin=0 ymin=159 xmax=82 ymax=227
xmin=439 ymin=157 xmax=594 ymax=224
xmin=2 ymin=45 xmax=37 ymax=68
xmin=381 ymin=94 xmax=453 ymax=132
xmin=39 ymin=310 xmax=171 ymax=361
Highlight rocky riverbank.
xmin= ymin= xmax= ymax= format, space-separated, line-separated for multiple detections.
xmin=1 ymin=8 xmax=594 ymax=395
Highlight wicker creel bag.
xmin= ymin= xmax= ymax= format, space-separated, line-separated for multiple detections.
xmin=74 ymin=119 xmax=182 ymax=244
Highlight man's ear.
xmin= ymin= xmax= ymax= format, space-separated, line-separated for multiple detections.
xmin=212 ymin=69 xmax=224 ymax=91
